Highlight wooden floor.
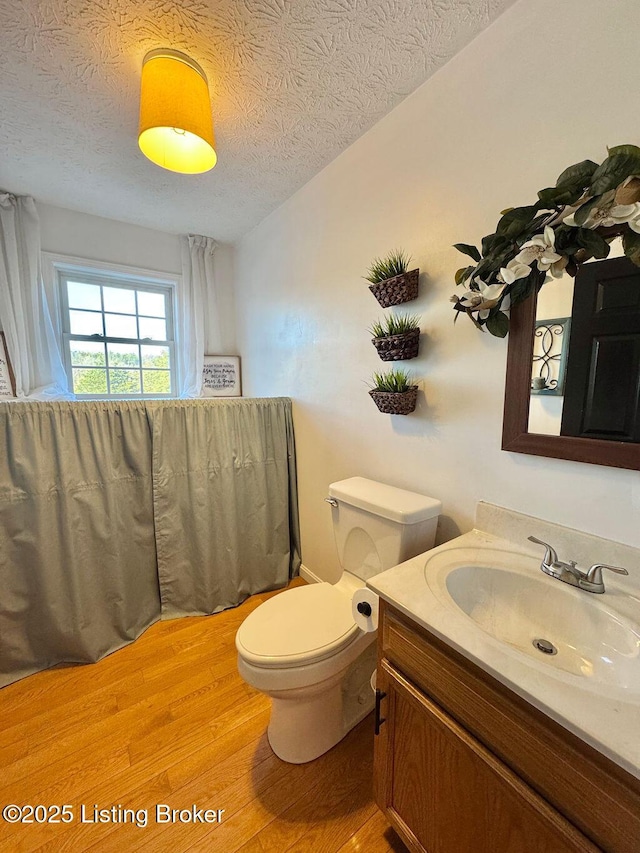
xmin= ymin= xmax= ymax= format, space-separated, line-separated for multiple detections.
xmin=0 ymin=579 xmax=405 ymax=853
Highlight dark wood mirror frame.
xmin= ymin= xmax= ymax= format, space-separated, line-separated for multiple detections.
xmin=502 ymin=292 xmax=640 ymax=471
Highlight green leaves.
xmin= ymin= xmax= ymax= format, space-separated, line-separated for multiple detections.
xmin=607 ymin=144 xmax=640 ymax=159
xmin=371 ymin=368 xmax=413 ymax=393
xmin=538 ymin=186 xmax=569 ymax=207
xmin=485 ymin=311 xmax=509 ymax=338
xmin=450 ymin=144 xmax=640 ymax=339
xmin=572 ymin=195 xmax=603 ymax=227
xmin=574 ymin=228 xmax=611 ymax=259
xmin=455 ymin=266 xmax=475 ymax=286
xmin=496 ymin=205 xmax=540 ymax=239
xmin=538 ymin=160 xmax=598 ymax=208
xmin=365 ymin=249 xmax=411 ymax=283
xmin=555 ymin=159 xmax=598 ymax=189
xmin=453 ymin=243 xmax=481 ymax=262
xmin=508 ymin=269 xmax=538 ymax=306
xmin=590 ymin=148 xmax=640 ymax=195
xmin=481 ymin=232 xmax=510 ymax=257
xmin=552 ymin=224 xmax=589 ymax=259
xmin=623 ymin=229 xmax=640 ymax=267
xmin=369 ymin=313 xmax=421 ymax=339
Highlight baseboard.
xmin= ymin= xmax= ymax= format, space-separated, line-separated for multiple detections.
xmin=299 ymin=564 xmax=322 ymax=584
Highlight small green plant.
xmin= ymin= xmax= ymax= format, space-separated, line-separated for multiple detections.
xmin=370 ymin=368 xmax=414 ymax=393
xmin=368 ymin=313 xmax=421 ymax=339
xmin=365 ymin=249 xmax=411 ymax=284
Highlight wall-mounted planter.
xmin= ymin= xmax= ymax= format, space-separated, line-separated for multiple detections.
xmin=372 ymin=328 xmax=420 ymax=361
xmin=369 ymin=269 xmax=419 ymax=308
xmin=369 ymin=386 xmax=418 ymax=415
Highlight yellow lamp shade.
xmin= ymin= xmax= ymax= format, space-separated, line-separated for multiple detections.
xmin=138 ymin=49 xmax=217 ymax=174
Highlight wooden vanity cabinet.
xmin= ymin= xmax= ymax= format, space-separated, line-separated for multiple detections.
xmin=374 ymin=601 xmax=640 ymax=853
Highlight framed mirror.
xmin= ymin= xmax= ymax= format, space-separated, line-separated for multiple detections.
xmin=502 ymin=245 xmax=640 ymax=471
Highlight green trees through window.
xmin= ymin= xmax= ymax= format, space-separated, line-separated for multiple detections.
xmin=71 ymin=347 xmax=171 ymax=395
xmin=60 ymin=272 xmax=176 ymax=398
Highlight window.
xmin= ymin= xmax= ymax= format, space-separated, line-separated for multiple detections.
xmin=58 ymin=269 xmax=177 ymax=398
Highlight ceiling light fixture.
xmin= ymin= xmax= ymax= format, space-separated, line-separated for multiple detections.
xmin=138 ymin=48 xmax=217 ymax=175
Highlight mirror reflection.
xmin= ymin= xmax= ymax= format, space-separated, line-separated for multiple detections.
xmin=527 ymin=241 xmax=640 ymax=442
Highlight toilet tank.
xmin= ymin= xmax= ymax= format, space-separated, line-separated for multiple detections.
xmin=328 ymin=477 xmax=441 ymax=582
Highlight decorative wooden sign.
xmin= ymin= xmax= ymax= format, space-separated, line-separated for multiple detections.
xmin=202 ymin=355 xmax=241 ymax=397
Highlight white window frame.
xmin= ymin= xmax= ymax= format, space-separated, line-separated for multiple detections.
xmin=43 ymin=254 xmax=180 ymax=400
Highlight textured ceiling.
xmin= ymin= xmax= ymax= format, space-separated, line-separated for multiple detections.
xmin=0 ymin=0 xmax=515 ymax=242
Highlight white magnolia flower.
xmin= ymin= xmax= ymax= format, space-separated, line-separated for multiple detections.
xmin=458 ymin=278 xmax=508 ymax=319
xmin=563 ymin=195 xmax=640 ymax=230
xmin=608 ymin=202 xmax=640 ymax=225
xmin=457 ymin=290 xmax=483 ymax=310
xmin=499 ymin=259 xmax=531 ymax=284
xmin=629 ymin=209 xmax=640 ymax=234
xmin=515 ymin=226 xmax=563 ymax=273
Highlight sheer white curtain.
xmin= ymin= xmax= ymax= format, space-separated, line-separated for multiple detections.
xmin=178 ymin=234 xmax=223 ymax=397
xmin=0 ymin=193 xmax=69 ymax=398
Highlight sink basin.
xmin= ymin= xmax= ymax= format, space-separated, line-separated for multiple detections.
xmin=426 ymin=550 xmax=640 ymax=693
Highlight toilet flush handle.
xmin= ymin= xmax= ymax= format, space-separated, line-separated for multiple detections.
xmin=324 ymin=497 xmax=338 ymax=507
xmin=356 ymin=601 xmax=372 ymax=617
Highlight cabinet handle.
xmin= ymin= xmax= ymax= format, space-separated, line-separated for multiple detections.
xmin=375 ymin=688 xmax=387 ymax=735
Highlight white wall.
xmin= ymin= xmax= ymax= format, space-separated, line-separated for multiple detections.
xmin=234 ymin=0 xmax=640 ymax=581
xmin=38 ymin=203 xmax=237 ymax=355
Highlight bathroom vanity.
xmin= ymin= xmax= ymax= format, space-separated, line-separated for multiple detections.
xmin=369 ymin=504 xmax=640 ymax=853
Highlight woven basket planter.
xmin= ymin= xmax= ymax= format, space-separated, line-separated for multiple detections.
xmin=368 ymin=269 xmax=419 ymax=308
xmin=372 ymin=327 xmax=420 ymax=361
xmin=369 ymin=386 xmax=418 ymax=415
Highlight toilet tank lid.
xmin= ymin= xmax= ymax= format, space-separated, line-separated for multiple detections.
xmin=328 ymin=477 xmax=441 ymax=524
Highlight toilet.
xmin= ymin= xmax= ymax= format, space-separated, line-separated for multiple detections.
xmin=235 ymin=477 xmax=441 ymax=763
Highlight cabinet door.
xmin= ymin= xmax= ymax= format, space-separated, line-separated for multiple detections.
xmin=374 ymin=663 xmax=601 ymax=853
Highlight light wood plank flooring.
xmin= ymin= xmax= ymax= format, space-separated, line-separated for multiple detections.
xmin=0 ymin=579 xmax=405 ymax=853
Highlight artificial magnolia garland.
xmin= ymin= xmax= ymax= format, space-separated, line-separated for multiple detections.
xmin=451 ymin=144 xmax=640 ymax=337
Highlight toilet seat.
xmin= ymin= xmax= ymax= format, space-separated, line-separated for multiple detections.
xmin=235 ymin=583 xmax=359 ymax=669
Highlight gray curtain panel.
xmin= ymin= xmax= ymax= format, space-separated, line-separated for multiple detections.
xmin=0 ymin=397 xmax=300 ymax=687
xmin=0 ymin=401 xmax=160 ymax=687
xmin=151 ymin=397 xmax=300 ymax=618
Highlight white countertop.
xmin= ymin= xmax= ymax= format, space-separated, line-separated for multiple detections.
xmin=368 ymin=526 xmax=640 ymax=781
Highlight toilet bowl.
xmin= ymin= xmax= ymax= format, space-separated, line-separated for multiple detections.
xmin=235 ymin=477 xmax=441 ymax=764
xmin=237 ymin=580 xmax=377 ymax=763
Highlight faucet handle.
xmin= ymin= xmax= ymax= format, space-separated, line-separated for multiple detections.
xmin=527 ymin=535 xmax=559 ymax=566
xmin=586 ymin=564 xmax=629 ymax=585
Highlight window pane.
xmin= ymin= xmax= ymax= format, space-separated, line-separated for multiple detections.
xmin=143 ymin=370 xmax=171 ymax=394
xmin=105 ymin=313 xmax=138 ymax=339
xmin=138 ymin=317 xmax=166 ymax=340
xmin=137 ymin=290 xmax=166 ymax=318
xmin=64 ymin=272 xmax=175 ymax=399
xmin=73 ymin=368 xmax=107 ymax=394
xmin=70 ymin=341 xmax=106 ymax=367
xmin=70 ymin=310 xmax=103 ymax=336
xmin=141 ymin=345 xmax=170 ymax=368
xmin=109 ymin=369 xmax=141 ymax=394
xmin=67 ymin=281 xmax=101 ymax=311
xmin=107 ymin=343 xmax=140 ymax=368
xmin=103 ymin=286 xmax=136 ymax=314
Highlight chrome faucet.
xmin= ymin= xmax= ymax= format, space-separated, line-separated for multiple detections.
xmin=527 ymin=536 xmax=629 ymax=594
